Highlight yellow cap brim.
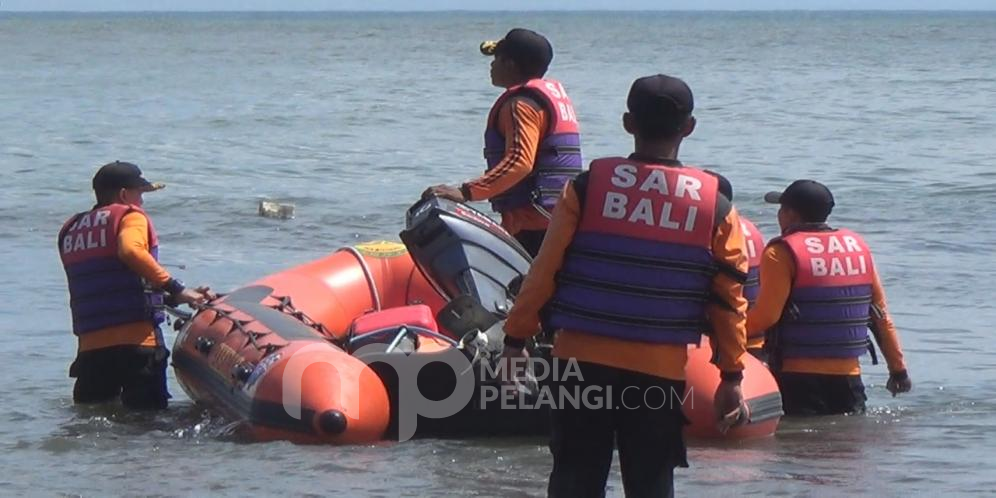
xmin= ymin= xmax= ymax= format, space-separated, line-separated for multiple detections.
xmin=142 ymin=182 xmax=166 ymax=192
xmin=480 ymin=40 xmax=499 ymax=56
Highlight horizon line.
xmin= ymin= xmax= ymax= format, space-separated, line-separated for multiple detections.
xmin=3 ymin=8 xmax=996 ymax=13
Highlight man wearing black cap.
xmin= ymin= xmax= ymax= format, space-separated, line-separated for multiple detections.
xmin=57 ymin=161 xmax=213 ymax=410
xmin=422 ymin=28 xmax=583 ymax=257
xmin=501 ymin=74 xmax=748 ymax=496
xmin=747 ymin=179 xmax=912 ymax=415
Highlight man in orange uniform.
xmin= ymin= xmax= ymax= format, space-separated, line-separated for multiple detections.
xmin=58 ymin=161 xmax=213 ymax=410
xmin=423 ymin=28 xmax=583 ymax=256
xmin=748 ymin=179 xmax=912 ymax=415
xmin=501 ymin=75 xmax=747 ymax=497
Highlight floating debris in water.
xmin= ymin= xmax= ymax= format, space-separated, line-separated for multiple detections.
xmin=259 ymin=200 xmax=295 ymax=220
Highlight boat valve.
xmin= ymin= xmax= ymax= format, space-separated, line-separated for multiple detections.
xmin=194 ymin=337 xmax=215 ymax=354
xmin=231 ymin=363 xmax=253 ymax=383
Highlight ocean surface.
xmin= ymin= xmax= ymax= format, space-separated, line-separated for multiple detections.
xmin=1 ymin=10 xmax=995 ymax=496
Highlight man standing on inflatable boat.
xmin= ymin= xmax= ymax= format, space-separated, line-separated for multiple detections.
xmin=501 ymin=74 xmax=748 ymax=497
xmin=58 ymin=161 xmax=214 ymax=410
xmin=422 ymin=28 xmax=583 ymax=257
xmin=748 ymin=179 xmax=912 ymax=415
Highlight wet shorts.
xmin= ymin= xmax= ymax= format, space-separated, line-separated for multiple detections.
xmin=775 ymin=372 xmax=866 ymax=416
xmin=69 ymin=345 xmax=172 ymax=410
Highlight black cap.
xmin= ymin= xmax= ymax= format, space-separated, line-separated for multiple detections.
xmin=764 ymin=179 xmax=835 ymax=222
xmin=480 ymin=28 xmax=553 ymax=77
xmin=92 ymin=161 xmax=164 ymax=192
xmin=627 ymin=74 xmax=694 ymax=135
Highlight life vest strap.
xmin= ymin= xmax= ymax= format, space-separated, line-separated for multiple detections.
xmin=570 ymin=248 xmax=718 ymax=275
xmin=556 ymin=273 xmax=712 ymax=301
xmin=548 ymin=301 xmax=707 ymax=331
xmin=541 ymin=145 xmax=582 ymax=155
xmin=536 ymin=166 xmax=583 ymax=175
xmin=786 ymin=316 xmax=874 ymax=327
xmin=790 ymin=294 xmax=873 ymax=305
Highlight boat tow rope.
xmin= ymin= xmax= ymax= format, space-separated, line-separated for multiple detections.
xmin=339 ymin=247 xmax=383 ymax=312
xmin=179 ymin=293 xmax=341 ymax=353
xmin=196 ymin=303 xmax=283 ymax=355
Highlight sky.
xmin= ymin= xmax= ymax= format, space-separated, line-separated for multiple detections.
xmin=3 ymin=0 xmax=995 ymax=11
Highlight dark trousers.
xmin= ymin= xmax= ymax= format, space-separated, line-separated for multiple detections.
xmin=774 ymin=372 xmax=867 ymax=416
xmin=514 ymin=229 xmax=547 ymax=258
xmin=547 ymin=360 xmax=688 ymax=498
xmin=70 ymin=344 xmax=172 ymax=410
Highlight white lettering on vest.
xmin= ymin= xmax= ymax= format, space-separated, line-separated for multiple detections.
xmin=629 ymin=198 xmax=654 ymax=225
xmin=829 ymin=257 xmax=845 ymax=276
xmin=611 ymin=165 xmax=637 ymax=188
xmin=804 ymin=237 xmax=824 ymax=254
xmin=72 ymin=233 xmax=86 ymax=252
xmin=811 ymin=258 xmax=828 ymax=276
xmin=827 ymin=235 xmax=846 ymax=254
xmin=741 ymin=222 xmax=758 ymax=259
xmin=684 ymin=206 xmax=698 ymax=232
xmin=844 ymin=236 xmax=861 ymax=252
xmin=601 ymin=166 xmax=708 ymax=232
xmin=639 ymin=169 xmax=669 ymax=195
xmin=76 ymin=213 xmax=92 ymax=230
xmin=63 ymin=228 xmax=110 ymax=254
xmin=544 ymin=82 xmax=577 ymax=123
xmin=810 ymin=254 xmax=869 ymax=277
xmin=94 ymin=210 xmax=111 ymax=226
xmin=804 ymin=234 xmax=870 ymax=279
xmin=675 ymin=174 xmax=702 ymax=201
xmin=544 ymin=81 xmax=562 ymax=99
xmin=658 ymin=202 xmax=680 ymax=229
xmin=603 ymin=192 xmax=628 ymax=219
xmin=86 ymin=229 xmax=104 ymax=249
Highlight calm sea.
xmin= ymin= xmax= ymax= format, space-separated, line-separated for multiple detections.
xmin=1 ymin=11 xmax=994 ymax=496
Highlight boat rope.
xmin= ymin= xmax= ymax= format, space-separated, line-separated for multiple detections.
xmin=339 ymin=247 xmax=383 ymax=312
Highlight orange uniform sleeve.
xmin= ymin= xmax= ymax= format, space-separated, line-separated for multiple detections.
xmin=870 ymin=268 xmax=907 ymax=373
xmin=746 ymin=242 xmax=794 ymax=336
xmin=117 ymin=212 xmax=172 ymax=287
xmin=503 ymin=182 xmax=580 ymax=339
xmin=464 ymin=97 xmax=547 ymax=201
xmin=708 ymin=208 xmax=749 ymax=374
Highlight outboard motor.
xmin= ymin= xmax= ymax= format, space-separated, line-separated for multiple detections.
xmin=400 ymin=198 xmax=551 ymax=432
xmin=400 ymin=197 xmax=532 ymax=318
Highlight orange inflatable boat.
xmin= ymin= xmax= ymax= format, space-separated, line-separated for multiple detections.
xmin=170 ymin=198 xmax=782 ymax=444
